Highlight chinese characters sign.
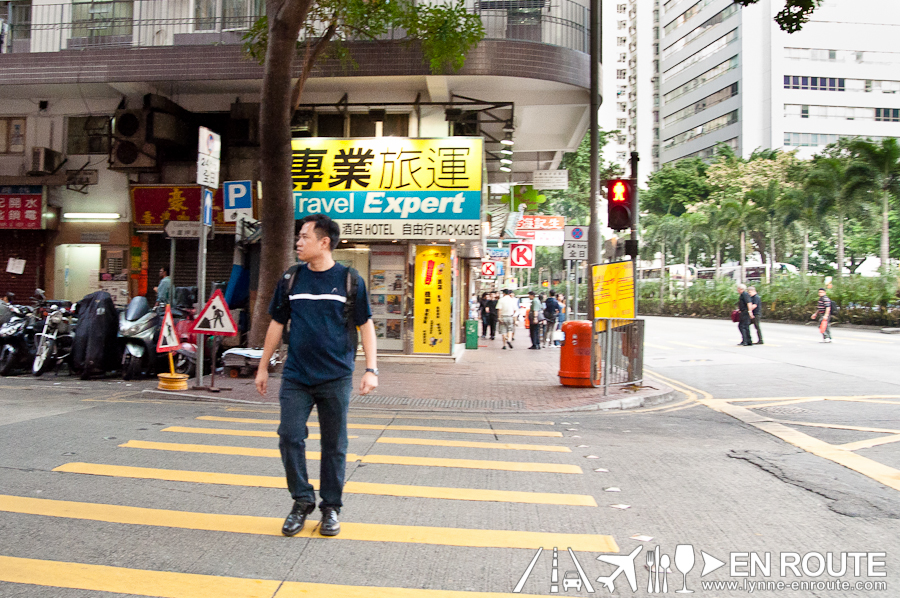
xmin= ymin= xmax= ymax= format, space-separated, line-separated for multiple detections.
xmin=130 ymin=186 xmax=236 ymax=230
xmin=0 ymin=186 xmax=43 ymax=230
xmin=292 ymin=138 xmax=483 ymax=240
xmin=515 ymin=214 xmax=565 ymax=246
xmin=414 ymin=246 xmax=452 ymax=354
xmin=592 ymin=261 xmax=635 ymax=319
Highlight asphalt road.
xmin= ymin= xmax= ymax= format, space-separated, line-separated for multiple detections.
xmin=0 ymin=315 xmax=898 ymax=597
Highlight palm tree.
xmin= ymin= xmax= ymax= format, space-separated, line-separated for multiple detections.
xmin=745 ymin=180 xmax=782 ymax=282
xmin=721 ymin=194 xmax=763 ymax=284
xmin=845 ymin=138 xmax=900 ymax=272
xmin=641 ymin=213 xmax=682 ymax=310
xmin=678 ymin=212 xmax=708 ymax=308
xmin=807 ymin=154 xmax=855 ymax=277
xmin=700 ymin=203 xmax=730 ymax=279
xmin=779 ymin=186 xmax=824 ymax=275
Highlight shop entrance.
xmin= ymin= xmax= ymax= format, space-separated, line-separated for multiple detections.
xmin=54 ymin=244 xmax=101 ymax=302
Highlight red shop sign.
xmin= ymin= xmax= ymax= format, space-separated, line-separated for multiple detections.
xmin=0 ymin=186 xmax=43 ymax=230
xmin=131 ymin=185 xmax=234 ymax=229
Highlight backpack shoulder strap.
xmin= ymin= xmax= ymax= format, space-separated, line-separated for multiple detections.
xmin=278 ymin=264 xmax=302 ymax=318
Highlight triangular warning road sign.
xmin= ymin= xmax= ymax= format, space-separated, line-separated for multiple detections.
xmin=156 ymin=305 xmax=181 ymax=352
xmin=190 ymin=289 xmax=237 ymax=336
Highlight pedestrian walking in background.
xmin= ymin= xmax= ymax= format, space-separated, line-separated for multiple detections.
xmin=486 ymin=292 xmax=499 ymax=340
xmin=497 ymin=289 xmax=518 ymax=350
xmin=527 ymin=291 xmax=542 ymax=349
xmin=748 ymin=286 xmax=763 ymax=345
xmin=256 ymin=214 xmax=378 ymax=538
xmin=479 ymin=293 xmax=490 ymax=339
xmin=811 ymin=288 xmax=833 ymax=343
xmin=542 ymin=291 xmax=560 ymax=347
xmin=154 ymin=267 xmax=173 ymax=306
xmin=555 ymin=294 xmax=567 ymax=346
xmin=736 ymin=283 xmax=753 ymax=346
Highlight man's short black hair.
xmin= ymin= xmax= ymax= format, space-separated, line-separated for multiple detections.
xmin=300 ymin=214 xmax=341 ymax=250
xmin=818 ymin=288 xmax=826 ymax=292
xmin=528 ymin=291 xmax=535 ymax=296
xmin=160 ymin=266 xmax=169 ymax=276
xmin=549 ymin=291 xmax=556 ymax=297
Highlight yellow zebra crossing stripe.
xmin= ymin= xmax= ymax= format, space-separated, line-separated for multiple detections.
xmin=0 ymin=556 xmax=530 ymax=598
xmin=160 ymin=426 xmax=357 ymax=440
xmin=376 ymin=437 xmax=570 ymax=452
xmin=0 ymin=495 xmax=614 ymax=551
xmin=224 ymin=407 xmax=556 ymax=425
xmin=52 ymin=463 xmax=598 ymax=506
xmin=196 ymin=416 xmax=563 ymax=437
xmin=120 ymin=440 xmax=582 ymax=474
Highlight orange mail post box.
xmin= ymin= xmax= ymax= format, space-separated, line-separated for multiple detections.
xmin=558 ymin=320 xmax=598 ymax=387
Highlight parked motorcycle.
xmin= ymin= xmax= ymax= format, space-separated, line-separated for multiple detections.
xmin=119 ymin=296 xmax=163 ymax=380
xmin=0 ymin=304 xmax=38 ymax=376
xmin=32 ymin=305 xmax=76 ymax=376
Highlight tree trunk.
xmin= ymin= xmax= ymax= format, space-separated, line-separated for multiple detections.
xmin=715 ymin=242 xmax=721 ymax=280
xmin=658 ymin=239 xmax=666 ymax=311
xmin=683 ymin=240 xmax=689 ymax=310
xmin=801 ymin=227 xmax=809 ymax=275
xmin=740 ymin=230 xmax=746 ymax=284
xmin=881 ymin=188 xmax=890 ymax=272
xmin=768 ymin=218 xmax=775 ymax=284
xmin=248 ymin=2 xmax=314 ymax=347
xmin=836 ymin=209 xmax=845 ymax=278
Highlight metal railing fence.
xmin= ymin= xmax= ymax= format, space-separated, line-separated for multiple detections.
xmin=591 ymin=318 xmax=644 ymax=395
xmin=1 ymin=0 xmax=588 ymax=54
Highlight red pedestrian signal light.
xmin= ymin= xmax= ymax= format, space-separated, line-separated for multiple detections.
xmin=606 ymin=179 xmax=634 ymax=231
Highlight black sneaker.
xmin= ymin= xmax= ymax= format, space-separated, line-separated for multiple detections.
xmin=319 ymin=507 xmax=340 ymax=536
xmin=282 ymin=501 xmax=315 ymax=536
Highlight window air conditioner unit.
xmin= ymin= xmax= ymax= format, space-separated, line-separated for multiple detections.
xmin=29 ymin=147 xmax=64 ymax=175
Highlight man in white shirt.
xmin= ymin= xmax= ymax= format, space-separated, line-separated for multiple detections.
xmin=496 ymin=289 xmax=519 ymax=350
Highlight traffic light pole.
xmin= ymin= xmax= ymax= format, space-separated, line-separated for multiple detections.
xmin=587 ymin=0 xmax=601 ymax=319
xmin=630 ymin=151 xmax=639 ymax=317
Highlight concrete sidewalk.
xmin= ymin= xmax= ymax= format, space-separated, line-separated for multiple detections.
xmin=146 ymin=325 xmax=675 ymax=412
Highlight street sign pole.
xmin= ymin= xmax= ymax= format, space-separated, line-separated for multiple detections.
xmin=169 ymin=238 xmax=176 ymax=301
xmin=194 ymin=127 xmax=220 ymax=390
xmin=630 ymin=151 xmax=640 ymax=318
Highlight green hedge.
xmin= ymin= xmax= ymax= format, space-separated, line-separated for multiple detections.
xmin=638 ymin=275 xmax=900 ymax=326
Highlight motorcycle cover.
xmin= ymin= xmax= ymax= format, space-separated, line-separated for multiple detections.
xmin=71 ymin=291 xmax=119 ymax=376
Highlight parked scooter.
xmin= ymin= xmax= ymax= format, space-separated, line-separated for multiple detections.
xmin=32 ymin=304 xmax=76 ymax=376
xmin=119 ymin=296 xmax=163 ymax=380
xmin=0 ymin=303 xmax=38 ymax=376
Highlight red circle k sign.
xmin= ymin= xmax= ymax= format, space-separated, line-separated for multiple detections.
xmin=509 ymin=243 xmax=535 ymax=268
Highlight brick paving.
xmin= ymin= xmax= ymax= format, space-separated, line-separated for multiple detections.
xmin=182 ymin=324 xmax=672 ymax=413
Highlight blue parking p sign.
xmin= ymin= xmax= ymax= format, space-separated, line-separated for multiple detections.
xmin=223 ymin=180 xmax=253 ymax=221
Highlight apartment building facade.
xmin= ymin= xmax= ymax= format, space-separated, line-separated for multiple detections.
xmin=0 ymin=0 xmax=595 ymax=355
xmin=659 ymin=0 xmax=900 ymax=165
xmin=600 ymin=0 xmax=661 ymax=184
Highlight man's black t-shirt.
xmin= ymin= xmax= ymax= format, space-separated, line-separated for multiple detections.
xmin=738 ymin=291 xmax=752 ymax=313
xmin=544 ymin=297 xmax=560 ymax=319
xmin=269 ymin=263 xmax=371 ymax=387
xmin=750 ymin=294 xmax=761 ymax=318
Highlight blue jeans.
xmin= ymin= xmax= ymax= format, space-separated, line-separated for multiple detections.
xmin=278 ymin=376 xmax=352 ymax=510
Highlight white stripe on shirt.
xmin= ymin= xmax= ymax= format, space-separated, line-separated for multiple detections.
xmin=289 ymin=293 xmax=347 ymax=303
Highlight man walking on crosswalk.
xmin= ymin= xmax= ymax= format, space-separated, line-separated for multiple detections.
xmin=256 ymin=214 xmax=378 ymax=537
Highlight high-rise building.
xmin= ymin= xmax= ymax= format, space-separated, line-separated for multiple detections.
xmin=659 ymin=0 xmax=900 ymax=165
xmin=600 ymin=0 xmax=662 ymax=183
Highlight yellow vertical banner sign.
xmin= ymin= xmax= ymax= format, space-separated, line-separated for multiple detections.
xmin=592 ymin=261 xmax=635 ymax=319
xmin=414 ymin=246 xmax=452 ymax=354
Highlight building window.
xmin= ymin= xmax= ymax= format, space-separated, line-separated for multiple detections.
xmin=828 ymin=50 xmax=837 ymax=60
xmin=73 ymin=0 xmax=134 ymax=38
xmin=618 ymin=4 xmax=626 ymax=13
xmin=617 ymin=118 xmax=627 ymax=128
xmin=617 ymin=69 xmax=627 ymax=79
xmin=617 ymin=37 xmax=626 ymax=46
xmin=618 ymin=20 xmax=626 ymax=29
xmin=784 ymin=76 xmax=845 ymax=91
xmin=617 ymin=86 xmax=627 ymax=97
xmin=67 ymin=116 xmax=111 ymax=155
xmin=617 ymin=102 xmax=627 ymax=112
xmin=619 ymin=53 xmax=627 ymax=62
xmin=662 ymin=3 xmax=738 ymax=60
xmin=0 ymin=118 xmax=26 ymax=154
xmin=876 ymin=108 xmax=900 ymax=122
xmin=662 ymin=110 xmax=738 ymax=150
xmin=663 ymin=29 xmax=738 ymax=83
xmin=801 ymin=105 xmax=809 ymax=118
xmin=616 ymin=152 xmax=627 ymax=161
xmin=195 ymin=0 xmax=263 ymax=31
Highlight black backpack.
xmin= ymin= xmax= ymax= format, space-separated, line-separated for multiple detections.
xmin=278 ymin=264 xmax=360 ymax=351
